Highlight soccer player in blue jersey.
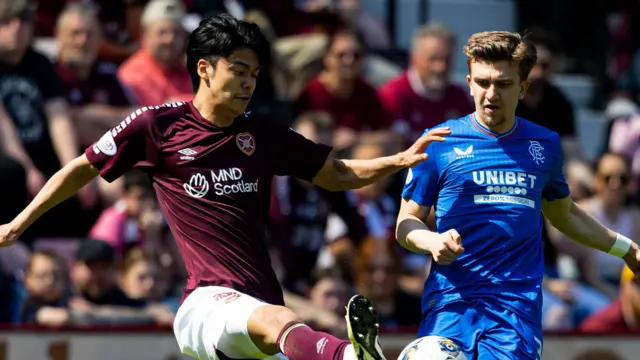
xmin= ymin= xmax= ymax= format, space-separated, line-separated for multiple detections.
xmin=396 ymin=30 xmax=640 ymax=360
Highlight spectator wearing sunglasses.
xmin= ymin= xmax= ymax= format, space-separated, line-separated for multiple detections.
xmin=553 ymin=152 xmax=640 ymax=302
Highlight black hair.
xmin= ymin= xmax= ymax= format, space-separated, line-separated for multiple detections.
xmin=324 ymin=26 xmax=368 ymax=55
xmin=186 ymin=13 xmax=271 ymax=92
xmin=123 ymin=169 xmax=152 ymax=193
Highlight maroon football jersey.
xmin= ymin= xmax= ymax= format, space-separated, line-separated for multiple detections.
xmin=84 ymin=101 xmax=332 ymax=305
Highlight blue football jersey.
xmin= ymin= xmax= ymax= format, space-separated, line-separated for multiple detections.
xmin=402 ymin=113 xmax=570 ymax=324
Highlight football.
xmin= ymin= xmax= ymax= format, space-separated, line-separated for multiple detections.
xmin=397 ymin=336 xmax=468 ymax=360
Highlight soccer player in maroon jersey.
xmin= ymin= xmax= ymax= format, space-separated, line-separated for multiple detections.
xmin=0 ymin=14 xmax=449 ymax=360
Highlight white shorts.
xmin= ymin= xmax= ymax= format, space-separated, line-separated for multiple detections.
xmin=173 ymin=286 xmax=288 ymax=360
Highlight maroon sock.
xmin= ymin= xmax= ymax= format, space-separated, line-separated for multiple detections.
xmin=276 ymin=321 xmax=350 ymax=360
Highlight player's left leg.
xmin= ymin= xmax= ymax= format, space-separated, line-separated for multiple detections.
xmin=477 ymin=304 xmax=543 ymax=360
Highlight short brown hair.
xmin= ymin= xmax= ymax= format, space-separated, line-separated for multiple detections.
xmin=463 ymin=31 xmax=537 ymax=81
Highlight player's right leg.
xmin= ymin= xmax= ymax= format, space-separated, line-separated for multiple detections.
xmin=418 ymin=301 xmax=485 ymax=360
xmin=173 ymin=286 xmax=385 ymax=360
xmin=249 ymin=294 xmax=386 ymax=360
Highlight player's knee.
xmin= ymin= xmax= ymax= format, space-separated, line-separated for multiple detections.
xmin=247 ymin=304 xmax=300 ymax=354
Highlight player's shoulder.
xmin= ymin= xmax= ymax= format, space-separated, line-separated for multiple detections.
xmin=425 ymin=114 xmax=473 ymax=135
xmin=123 ymin=101 xmax=190 ymax=133
xmin=417 ymin=115 xmax=473 ymax=155
xmin=516 ymin=116 xmax=562 ymax=145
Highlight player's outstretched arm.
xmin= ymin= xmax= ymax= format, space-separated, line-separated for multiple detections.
xmin=0 ymin=154 xmax=99 ymax=247
xmin=312 ymin=128 xmax=450 ymax=191
xmin=395 ymin=198 xmax=464 ymax=265
xmin=543 ymin=196 xmax=640 ymax=279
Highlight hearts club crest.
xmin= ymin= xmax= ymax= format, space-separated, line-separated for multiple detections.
xmin=236 ymin=132 xmax=256 ymax=155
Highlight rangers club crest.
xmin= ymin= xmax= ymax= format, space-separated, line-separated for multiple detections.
xmin=528 ymin=140 xmax=545 ymax=165
xmin=236 ymin=132 xmax=256 ymax=155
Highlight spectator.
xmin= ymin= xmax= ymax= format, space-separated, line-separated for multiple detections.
xmin=295 ymin=29 xmax=391 ymax=150
xmin=550 ymin=153 xmax=640 ymax=306
xmin=0 ymin=0 xmax=96 ymax=240
xmin=516 ymin=28 xmax=575 ymax=138
xmin=378 ymin=23 xmax=473 ymax=144
xmin=308 ymin=266 xmax=350 ymax=318
xmin=69 ymin=239 xmax=173 ymax=325
xmin=20 ymin=251 xmax=70 ymax=326
xmin=89 ymin=170 xmax=160 ymax=260
xmin=282 ymin=266 xmax=350 ymax=337
xmin=118 ymin=0 xmax=192 ymax=106
xmin=118 ymin=248 xmax=173 ymax=306
xmin=574 ymin=153 xmax=638 ymax=298
xmin=354 ymin=236 xmax=422 ymax=329
xmin=55 ymin=2 xmax=138 ymax=146
xmin=347 ymin=139 xmax=428 ymax=296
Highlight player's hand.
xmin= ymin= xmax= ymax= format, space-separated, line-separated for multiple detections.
xmin=623 ymin=243 xmax=640 ymax=283
xmin=429 ymin=229 xmax=464 ymax=265
xmin=0 ymin=223 xmax=20 ymax=248
xmin=397 ymin=127 xmax=451 ymax=168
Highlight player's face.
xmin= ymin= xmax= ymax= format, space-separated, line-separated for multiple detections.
xmin=200 ymin=48 xmax=260 ymax=116
xmin=467 ymin=60 xmax=529 ymax=130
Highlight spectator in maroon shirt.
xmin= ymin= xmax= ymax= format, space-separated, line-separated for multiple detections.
xmin=54 ymin=2 xmax=139 ymax=203
xmin=55 ymin=2 xmax=137 ymax=147
xmin=295 ymin=28 xmax=392 ymax=151
xmin=379 ymin=23 xmax=473 ymax=143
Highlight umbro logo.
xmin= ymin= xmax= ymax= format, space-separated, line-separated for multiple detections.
xmin=178 ymin=148 xmax=197 ymax=161
xmin=453 ymin=145 xmax=474 ymax=159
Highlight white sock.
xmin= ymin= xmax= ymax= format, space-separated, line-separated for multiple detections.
xmin=342 ymin=344 xmax=357 ymax=360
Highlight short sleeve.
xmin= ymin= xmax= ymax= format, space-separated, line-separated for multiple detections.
xmin=401 ymin=144 xmax=440 ymax=208
xmin=269 ymin=123 xmax=333 ymax=182
xmin=542 ymin=135 xmax=570 ymax=201
xmin=85 ymin=108 xmax=160 ymax=182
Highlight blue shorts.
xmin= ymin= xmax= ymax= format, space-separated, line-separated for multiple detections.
xmin=418 ymin=300 xmax=543 ymax=360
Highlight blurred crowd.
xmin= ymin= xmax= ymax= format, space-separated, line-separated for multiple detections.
xmin=1 ymin=0 xmax=640 ymax=339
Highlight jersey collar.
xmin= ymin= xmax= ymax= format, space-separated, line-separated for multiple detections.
xmin=471 ymin=112 xmax=520 ymax=140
